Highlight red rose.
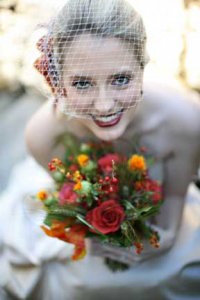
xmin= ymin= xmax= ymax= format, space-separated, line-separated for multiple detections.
xmin=98 ymin=154 xmax=121 ymax=174
xmin=86 ymin=200 xmax=125 ymax=234
xmin=58 ymin=183 xmax=78 ymax=205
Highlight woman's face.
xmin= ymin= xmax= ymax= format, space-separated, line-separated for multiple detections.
xmin=62 ymin=34 xmax=144 ymax=141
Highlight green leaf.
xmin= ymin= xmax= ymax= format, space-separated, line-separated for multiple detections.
xmin=122 ymin=200 xmax=135 ymax=210
xmin=76 ymin=214 xmax=94 ymax=229
xmin=48 ymin=204 xmax=86 ymax=217
xmin=44 ymin=198 xmax=58 ymax=207
xmin=44 ymin=213 xmax=67 ymax=226
xmin=136 ymin=206 xmax=160 ymax=219
xmin=76 ymin=215 xmax=108 ymax=238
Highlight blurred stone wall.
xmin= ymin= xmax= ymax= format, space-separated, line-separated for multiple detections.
xmin=0 ymin=0 xmax=200 ymax=92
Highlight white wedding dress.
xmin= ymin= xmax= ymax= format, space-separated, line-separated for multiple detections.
xmin=0 ymin=156 xmax=200 ymax=300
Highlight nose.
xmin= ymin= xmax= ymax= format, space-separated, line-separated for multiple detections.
xmin=93 ymin=86 xmax=115 ymax=114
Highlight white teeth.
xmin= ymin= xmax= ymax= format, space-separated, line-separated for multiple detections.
xmin=94 ymin=110 xmax=122 ymax=122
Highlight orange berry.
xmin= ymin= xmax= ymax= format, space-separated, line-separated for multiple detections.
xmin=37 ymin=190 xmax=48 ymax=201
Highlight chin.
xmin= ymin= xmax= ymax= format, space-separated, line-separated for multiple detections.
xmin=82 ymin=109 xmax=134 ymax=141
xmin=90 ymin=120 xmax=128 ymax=141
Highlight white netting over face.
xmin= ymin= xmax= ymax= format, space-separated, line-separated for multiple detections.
xmin=35 ymin=0 xmax=148 ymax=119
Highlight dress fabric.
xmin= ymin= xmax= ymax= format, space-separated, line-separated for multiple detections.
xmin=0 ymin=156 xmax=200 ymax=300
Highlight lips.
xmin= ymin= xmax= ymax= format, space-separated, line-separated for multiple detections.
xmin=92 ymin=110 xmax=123 ymax=128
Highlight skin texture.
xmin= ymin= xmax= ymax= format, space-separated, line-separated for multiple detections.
xmin=25 ymin=36 xmax=200 ymax=264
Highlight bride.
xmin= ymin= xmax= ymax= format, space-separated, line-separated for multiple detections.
xmin=0 ymin=0 xmax=200 ymax=299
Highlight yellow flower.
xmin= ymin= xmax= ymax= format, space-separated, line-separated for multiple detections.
xmin=74 ymin=181 xmax=82 ymax=191
xmin=128 ymin=155 xmax=146 ymax=172
xmin=37 ymin=190 xmax=48 ymax=201
xmin=77 ymin=154 xmax=89 ymax=167
xmin=53 ymin=191 xmax=59 ymax=198
xmin=73 ymin=170 xmax=82 ymax=182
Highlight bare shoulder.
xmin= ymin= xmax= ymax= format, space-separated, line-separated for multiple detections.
xmin=25 ymin=99 xmax=85 ymax=168
xmin=143 ymin=79 xmax=200 ymax=140
xmin=25 ymin=99 xmax=84 ymax=143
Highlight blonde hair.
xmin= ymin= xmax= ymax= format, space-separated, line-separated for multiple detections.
xmin=51 ymin=0 xmax=148 ymax=72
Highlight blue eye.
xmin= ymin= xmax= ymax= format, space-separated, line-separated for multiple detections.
xmin=72 ymin=80 xmax=92 ymax=89
xmin=112 ymin=75 xmax=130 ymax=86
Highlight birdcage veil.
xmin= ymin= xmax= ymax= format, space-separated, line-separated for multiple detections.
xmin=34 ymin=0 xmax=148 ymax=119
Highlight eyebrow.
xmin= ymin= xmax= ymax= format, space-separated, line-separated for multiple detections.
xmin=70 ymin=75 xmax=93 ymax=81
xmin=108 ymin=71 xmax=133 ymax=80
xmin=69 ymin=70 xmax=133 ymax=81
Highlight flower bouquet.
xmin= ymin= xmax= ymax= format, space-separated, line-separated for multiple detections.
xmin=34 ymin=136 xmax=163 ymax=271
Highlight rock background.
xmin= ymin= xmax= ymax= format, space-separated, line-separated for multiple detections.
xmin=0 ymin=0 xmax=200 ymax=191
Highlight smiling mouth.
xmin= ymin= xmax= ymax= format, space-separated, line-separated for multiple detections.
xmin=91 ymin=109 xmax=123 ymax=127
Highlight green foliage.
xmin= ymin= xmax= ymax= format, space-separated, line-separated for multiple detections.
xmin=37 ymin=135 xmax=163 ymax=271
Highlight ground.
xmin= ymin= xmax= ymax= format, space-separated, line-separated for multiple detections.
xmin=0 ymin=91 xmax=42 ymax=192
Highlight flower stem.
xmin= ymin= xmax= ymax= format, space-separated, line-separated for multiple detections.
xmin=104 ymin=257 xmax=130 ymax=272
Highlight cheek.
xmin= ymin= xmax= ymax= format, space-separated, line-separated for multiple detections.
xmin=116 ymin=87 xmax=141 ymax=107
xmin=67 ymin=90 xmax=92 ymax=108
xmin=129 ymin=79 xmax=143 ymax=97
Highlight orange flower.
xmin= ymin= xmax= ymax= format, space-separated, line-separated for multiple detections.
xmin=134 ymin=181 xmax=143 ymax=190
xmin=72 ymin=245 xmax=86 ymax=260
xmin=128 ymin=155 xmax=146 ymax=172
xmin=65 ymin=224 xmax=88 ymax=260
xmin=74 ymin=181 xmax=82 ymax=191
xmin=37 ymin=190 xmax=48 ymax=201
xmin=77 ymin=154 xmax=89 ymax=167
xmin=41 ymin=221 xmax=88 ymax=261
xmin=41 ymin=219 xmax=75 ymax=240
